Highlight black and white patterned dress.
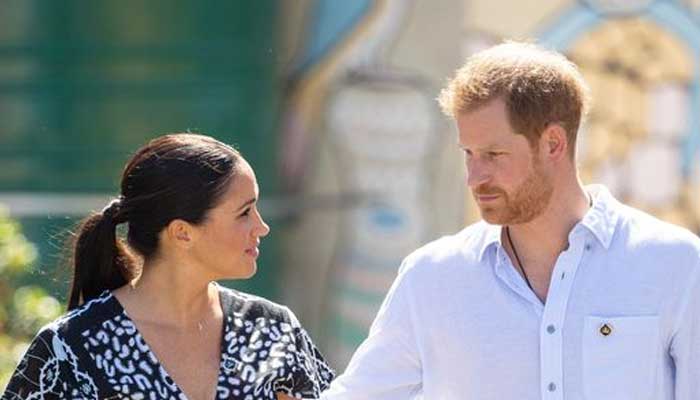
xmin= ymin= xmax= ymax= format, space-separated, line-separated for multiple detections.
xmin=1 ymin=286 xmax=334 ymax=400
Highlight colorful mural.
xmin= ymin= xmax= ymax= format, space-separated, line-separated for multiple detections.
xmin=463 ymin=0 xmax=700 ymax=230
xmin=279 ymin=0 xmax=464 ymax=369
xmin=280 ymin=0 xmax=700 ymax=372
xmin=542 ymin=1 xmax=700 ymax=232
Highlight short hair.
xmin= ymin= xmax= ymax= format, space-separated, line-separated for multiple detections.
xmin=438 ymin=41 xmax=591 ymax=156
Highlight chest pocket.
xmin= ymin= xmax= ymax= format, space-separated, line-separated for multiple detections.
xmin=582 ymin=315 xmax=660 ymax=400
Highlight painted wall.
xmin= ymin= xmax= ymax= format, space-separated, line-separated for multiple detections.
xmin=279 ymin=0 xmax=700 ymax=371
xmin=0 ymin=1 xmax=282 ymax=299
xmin=277 ymin=0 xmax=466 ymax=368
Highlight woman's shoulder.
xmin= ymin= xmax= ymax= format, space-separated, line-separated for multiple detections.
xmin=41 ymin=291 xmax=122 ymax=340
xmin=217 ymin=285 xmax=298 ymax=326
xmin=2 ymin=293 xmax=121 ymax=400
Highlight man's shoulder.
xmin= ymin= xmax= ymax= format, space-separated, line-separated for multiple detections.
xmin=616 ymin=203 xmax=700 ymax=259
xmin=399 ymin=221 xmax=491 ymax=275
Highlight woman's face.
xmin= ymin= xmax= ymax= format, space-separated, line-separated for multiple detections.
xmin=191 ymin=160 xmax=270 ymax=280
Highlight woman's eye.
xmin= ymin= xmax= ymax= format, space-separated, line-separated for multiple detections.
xmin=239 ymin=208 xmax=251 ymax=217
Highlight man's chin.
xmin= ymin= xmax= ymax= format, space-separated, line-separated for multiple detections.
xmin=480 ymin=208 xmax=507 ymax=225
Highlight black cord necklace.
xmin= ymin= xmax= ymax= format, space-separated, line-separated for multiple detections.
xmin=505 ymin=226 xmax=535 ymax=292
xmin=504 ymin=193 xmax=593 ymax=294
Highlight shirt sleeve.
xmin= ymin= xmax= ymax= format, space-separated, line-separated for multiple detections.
xmin=321 ymin=259 xmax=422 ymax=400
xmin=670 ymin=261 xmax=700 ymax=400
xmin=274 ymin=310 xmax=336 ymax=399
xmin=1 ymin=328 xmax=68 ymax=400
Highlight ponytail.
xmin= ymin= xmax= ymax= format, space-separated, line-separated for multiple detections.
xmin=67 ymin=198 xmax=137 ymax=310
xmin=66 ymin=134 xmax=242 ymax=310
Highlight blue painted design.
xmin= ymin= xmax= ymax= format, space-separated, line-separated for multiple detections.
xmin=648 ymin=1 xmax=700 ymax=174
xmin=370 ymin=207 xmax=404 ymax=230
xmin=293 ymin=0 xmax=373 ymax=75
xmin=539 ymin=1 xmax=700 ymax=173
xmin=578 ymin=0 xmax=654 ymax=17
xmin=537 ymin=4 xmax=600 ymax=49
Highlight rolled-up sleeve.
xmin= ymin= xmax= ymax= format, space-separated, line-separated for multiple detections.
xmin=321 ymin=259 xmax=422 ymax=400
xmin=670 ymin=260 xmax=700 ymax=400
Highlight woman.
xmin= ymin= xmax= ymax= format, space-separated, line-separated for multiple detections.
xmin=1 ymin=134 xmax=334 ymax=400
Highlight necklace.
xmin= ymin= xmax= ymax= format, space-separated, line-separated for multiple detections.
xmin=504 ymin=193 xmax=593 ymax=294
xmin=505 ymin=226 xmax=535 ymax=293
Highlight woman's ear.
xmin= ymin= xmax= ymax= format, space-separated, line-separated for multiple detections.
xmin=164 ymin=219 xmax=198 ymax=250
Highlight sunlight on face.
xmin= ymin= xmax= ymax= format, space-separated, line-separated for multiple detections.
xmin=193 ymin=160 xmax=270 ymax=280
xmin=458 ymin=99 xmax=554 ymax=225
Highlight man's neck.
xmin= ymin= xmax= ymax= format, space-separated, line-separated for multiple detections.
xmin=502 ymin=183 xmax=591 ymax=301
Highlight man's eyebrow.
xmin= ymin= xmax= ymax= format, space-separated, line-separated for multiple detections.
xmin=458 ymin=144 xmax=502 ymax=151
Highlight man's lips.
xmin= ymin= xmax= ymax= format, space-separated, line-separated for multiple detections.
xmin=475 ymin=193 xmax=500 ymax=202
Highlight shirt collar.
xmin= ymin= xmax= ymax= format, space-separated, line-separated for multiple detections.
xmin=579 ymin=184 xmax=619 ymax=249
xmin=477 ymin=222 xmax=503 ymax=262
xmin=475 ymin=184 xmax=620 ymax=261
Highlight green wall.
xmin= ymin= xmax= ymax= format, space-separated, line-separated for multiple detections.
xmin=0 ymin=0 xmax=282 ymax=301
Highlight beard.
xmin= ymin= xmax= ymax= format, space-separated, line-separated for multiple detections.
xmin=473 ymin=156 xmax=554 ymax=225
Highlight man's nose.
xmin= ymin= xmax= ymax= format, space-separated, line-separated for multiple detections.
xmin=466 ymin=161 xmax=490 ymax=188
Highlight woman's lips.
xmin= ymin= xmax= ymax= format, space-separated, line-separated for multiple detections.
xmin=245 ymin=247 xmax=259 ymax=258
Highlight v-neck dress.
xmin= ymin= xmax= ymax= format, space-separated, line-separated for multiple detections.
xmin=1 ymin=287 xmax=335 ymax=400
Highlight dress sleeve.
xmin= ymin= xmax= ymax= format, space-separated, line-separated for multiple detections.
xmin=274 ymin=310 xmax=335 ymax=399
xmin=1 ymin=328 xmax=69 ymax=400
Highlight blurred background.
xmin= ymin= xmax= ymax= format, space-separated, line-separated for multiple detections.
xmin=1 ymin=0 xmax=700 ymax=389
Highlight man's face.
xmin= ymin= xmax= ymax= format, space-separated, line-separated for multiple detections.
xmin=457 ymin=99 xmax=554 ymax=225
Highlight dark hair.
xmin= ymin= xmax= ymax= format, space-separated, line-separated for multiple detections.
xmin=68 ymin=133 xmax=241 ymax=310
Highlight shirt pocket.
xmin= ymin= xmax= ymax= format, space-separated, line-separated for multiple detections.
xmin=582 ymin=315 xmax=660 ymax=400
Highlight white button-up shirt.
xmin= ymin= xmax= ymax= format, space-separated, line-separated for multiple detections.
xmin=321 ymin=186 xmax=700 ymax=400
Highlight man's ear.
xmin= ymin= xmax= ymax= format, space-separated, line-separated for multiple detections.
xmin=164 ymin=219 xmax=198 ymax=249
xmin=539 ymin=123 xmax=568 ymax=162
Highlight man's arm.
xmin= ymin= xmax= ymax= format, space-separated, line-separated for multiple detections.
xmin=670 ymin=260 xmax=700 ymax=399
xmin=321 ymin=260 xmax=422 ymax=400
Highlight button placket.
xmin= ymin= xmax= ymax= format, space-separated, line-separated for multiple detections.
xmin=539 ymin=236 xmax=588 ymax=400
xmin=494 ymin=247 xmax=543 ymax=313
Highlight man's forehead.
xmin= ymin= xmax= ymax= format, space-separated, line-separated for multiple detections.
xmin=458 ymin=124 xmax=521 ymax=148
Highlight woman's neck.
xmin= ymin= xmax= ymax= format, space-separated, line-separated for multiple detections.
xmin=115 ymin=257 xmax=220 ymax=328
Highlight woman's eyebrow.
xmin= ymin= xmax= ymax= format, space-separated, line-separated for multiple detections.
xmin=235 ymin=197 xmax=256 ymax=212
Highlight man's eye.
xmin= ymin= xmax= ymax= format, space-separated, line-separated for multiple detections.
xmin=239 ymin=208 xmax=251 ymax=217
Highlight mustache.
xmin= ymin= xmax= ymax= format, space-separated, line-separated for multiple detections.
xmin=473 ymin=186 xmax=505 ymax=196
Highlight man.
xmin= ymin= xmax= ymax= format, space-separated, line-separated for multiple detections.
xmin=321 ymin=41 xmax=700 ymax=399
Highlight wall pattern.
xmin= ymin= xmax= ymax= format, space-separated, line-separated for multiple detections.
xmin=279 ymin=0 xmax=463 ymax=369
xmin=280 ymin=0 xmax=700 ymax=373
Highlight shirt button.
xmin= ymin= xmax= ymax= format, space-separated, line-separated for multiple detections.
xmin=546 ymin=324 xmax=556 ymax=334
xmin=548 ymin=382 xmax=557 ymax=392
xmin=585 ymin=243 xmax=592 ymax=251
